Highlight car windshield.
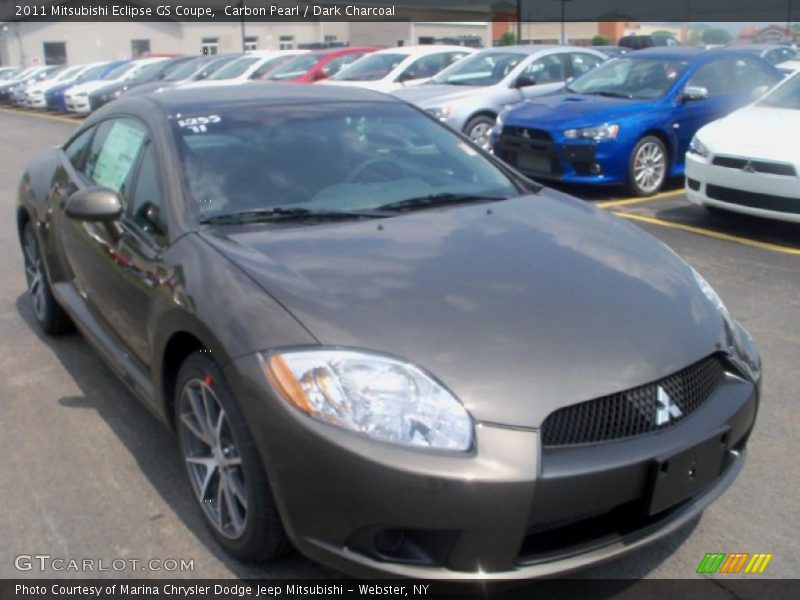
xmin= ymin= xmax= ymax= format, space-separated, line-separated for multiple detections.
xmin=171 ymin=102 xmax=520 ymax=220
xmin=164 ymin=58 xmax=203 ymax=81
xmin=758 ymin=73 xmax=800 ymax=109
xmin=103 ymin=63 xmax=135 ymax=80
xmin=267 ymin=55 xmax=324 ymax=80
xmin=54 ymin=66 xmax=83 ymax=81
xmin=128 ymin=61 xmax=169 ymax=82
xmin=331 ymin=53 xmax=406 ymax=81
xmin=432 ymin=52 xmax=525 ymax=86
xmin=566 ymin=57 xmax=690 ymax=99
xmin=208 ymin=56 xmax=260 ymax=80
xmin=76 ymin=64 xmax=110 ymax=81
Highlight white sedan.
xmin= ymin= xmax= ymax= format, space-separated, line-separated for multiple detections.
xmin=686 ymin=72 xmax=800 ymax=223
xmin=321 ymin=45 xmax=474 ymax=94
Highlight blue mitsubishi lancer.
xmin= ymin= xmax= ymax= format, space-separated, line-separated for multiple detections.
xmin=491 ymin=48 xmax=782 ymax=196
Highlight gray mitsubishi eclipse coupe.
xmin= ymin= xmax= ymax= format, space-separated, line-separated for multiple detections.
xmin=16 ymin=84 xmax=761 ymax=578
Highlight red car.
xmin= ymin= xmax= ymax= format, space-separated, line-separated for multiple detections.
xmin=263 ymin=46 xmax=380 ymax=83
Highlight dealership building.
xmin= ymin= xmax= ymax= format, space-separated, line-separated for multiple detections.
xmin=0 ymin=0 xmax=687 ymax=67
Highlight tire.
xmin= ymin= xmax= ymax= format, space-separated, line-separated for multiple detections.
xmin=463 ymin=115 xmax=496 ymax=151
xmin=21 ymin=221 xmax=72 ymax=335
xmin=175 ymin=351 xmax=288 ymax=561
xmin=627 ymin=136 xmax=668 ymax=196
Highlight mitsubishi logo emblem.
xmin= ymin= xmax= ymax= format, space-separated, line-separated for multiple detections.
xmin=655 ymin=386 xmax=682 ymax=426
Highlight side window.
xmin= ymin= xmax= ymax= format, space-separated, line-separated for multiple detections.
xmin=523 ymin=54 xmax=569 ymax=84
xmin=445 ymin=51 xmax=470 ymax=67
xmin=83 ymin=118 xmax=148 ymax=205
xmin=324 ymin=53 xmax=363 ymax=77
xmin=401 ymin=53 xmax=449 ymax=81
xmin=733 ymin=58 xmax=781 ymax=92
xmin=64 ymin=126 xmax=95 ymax=170
xmin=685 ymin=60 xmax=730 ymax=97
xmin=128 ymin=144 xmax=165 ymax=237
xmin=571 ymin=53 xmax=603 ymax=77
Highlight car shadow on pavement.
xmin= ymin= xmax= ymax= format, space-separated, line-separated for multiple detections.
xmin=16 ymin=292 xmax=699 ymax=587
xmin=14 ymin=293 xmax=338 ymax=580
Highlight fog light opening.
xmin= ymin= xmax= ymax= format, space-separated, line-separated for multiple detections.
xmin=374 ymin=529 xmax=406 ymax=554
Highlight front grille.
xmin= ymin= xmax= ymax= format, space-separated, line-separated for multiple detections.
xmin=541 ymin=355 xmax=725 ymax=447
xmin=706 ymin=184 xmax=800 ymax=215
xmin=712 ymin=156 xmax=797 ymax=177
xmin=501 ymin=126 xmax=552 ymax=142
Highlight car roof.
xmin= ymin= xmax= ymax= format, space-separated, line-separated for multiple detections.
xmin=730 ymin=44 xmax=784 ymax=51
xmin=119 ymin=81 xmax=400 ymax=116
xmin=373 ymin=45 xmax=473 ymax=56
xmin=308 ymin=46 xmax=381 ymax=56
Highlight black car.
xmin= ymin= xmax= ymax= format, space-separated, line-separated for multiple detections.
xmin=619 ymin=34 xmax=682 ymax=51
xmin=17 ymin=84 xmax=761 ymax=578
xmin=88 ymin=56 xmax=194 ymax=112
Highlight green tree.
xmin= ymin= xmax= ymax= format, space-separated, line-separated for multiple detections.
xmin=498 ymin=31 xmax=517 ymax=46
xmin=688 ymin=30 xmax=702 ymax=46
xmin=650 ymin=30 xmax=674 ymax=37
xmin=591 ymin=34 xmax=610 ymax=46
xmin=701 ymin=28 xmax=732 ymax=45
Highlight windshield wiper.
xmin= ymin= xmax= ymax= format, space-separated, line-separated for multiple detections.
xmin=589 ymin=91 xmax=634 ymax=99
xmin=376 ymin=193 xmax=510 ymax=213
xmin=199 ymin=207 xmax=390 ymax=225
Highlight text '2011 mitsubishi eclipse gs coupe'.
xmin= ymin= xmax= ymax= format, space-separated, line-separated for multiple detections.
xmin=17 ymin=84 xmax=761 ymax=578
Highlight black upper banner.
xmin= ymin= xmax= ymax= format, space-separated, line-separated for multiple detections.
xmin=1 ymin=0 xmax=799 ymax=23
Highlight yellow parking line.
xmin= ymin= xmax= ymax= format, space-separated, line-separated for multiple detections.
xmin=614 ymin=212 xmax=800 ymax=256
xmin=0 ymin=107 xmax=81 ymax=126
xmin=596 ymin=190 xmax=683 ymax=208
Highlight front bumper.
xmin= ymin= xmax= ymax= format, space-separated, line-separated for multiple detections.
xmin=225 ymin=353 xmax=758 ymax=579
xmin=493 ymin=129 xmax=631 ymax=186
xmin=686 ymin=153 xmax=800 ymax=223
xmin=65 ymin=95 xmax=91 ymax=113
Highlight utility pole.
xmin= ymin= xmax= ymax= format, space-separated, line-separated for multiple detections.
xmin=516 ymin=0 xmax=522 ymax=44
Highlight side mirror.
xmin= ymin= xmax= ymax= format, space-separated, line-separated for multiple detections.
xmin=682 ymin=85 xmax=709 ymax=102
xmin=514 ymin=74 xmax=537 ymax=88
xmin=395 ymin=71 xmax=414 ymax=83
xmin=565 ymin=76 xmax=575 ymax=84
xmin=66 ymin=187 xmax=123 ymax=222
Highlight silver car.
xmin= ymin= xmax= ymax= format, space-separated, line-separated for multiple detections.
xmin=392 ymin=45 xmax=608 ymax=149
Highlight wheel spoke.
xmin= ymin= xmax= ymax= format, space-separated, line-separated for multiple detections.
xmin=223 ymin=470 xmax=248 ymax=509
xmin=221 ymin=473 xmax=245 ymax=531
xmin=197 ymin=459 xmax=218 ymax=502
xmin=181 ymin=399 xmax=213 ymax=446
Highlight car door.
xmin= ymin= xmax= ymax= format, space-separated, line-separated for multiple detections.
xmin=56 ymin=116 xmax=166 ymax=372
xmin=670 ymin=57 xmax=781 ymax=159
xmin=669 ymin=58 xmax=741 ymax=160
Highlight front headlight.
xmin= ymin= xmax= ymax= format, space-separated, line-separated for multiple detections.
xmin=692 ymin=267 xmax=761 ymax=382
xmin=261 ymin=349 xmax=473 ymax=452
xmin=426 ymin=104 xmax=453 ymax=121
xmin=688 ymin=135 xmax=709 ymax=157
xmin=564 ymin=123 xmax=619 ymax=141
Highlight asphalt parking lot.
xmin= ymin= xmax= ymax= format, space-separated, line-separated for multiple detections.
xmin=0 ymin=108 xmax=798 ymax=584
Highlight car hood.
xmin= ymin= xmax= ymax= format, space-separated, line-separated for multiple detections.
xmin=701 ymin=105 xmax=800 ymax=162
xmin=505 ymin=93 xmax=656 ymax=130
xmin=392 ymin=83 xmax=492 ymax=106
xmin=200 ymin=191 xmax=727 ymax=428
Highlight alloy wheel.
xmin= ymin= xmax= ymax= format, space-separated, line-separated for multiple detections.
xmin=468 ymin=122 xmax=493 ymax=151
xmin=23 ymin=228 xmax=46 ymax=322
xmin=178 ymin=378 xmax=248 ymax=539
xmin=633 ymin=141 xmax=666 ymax=194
